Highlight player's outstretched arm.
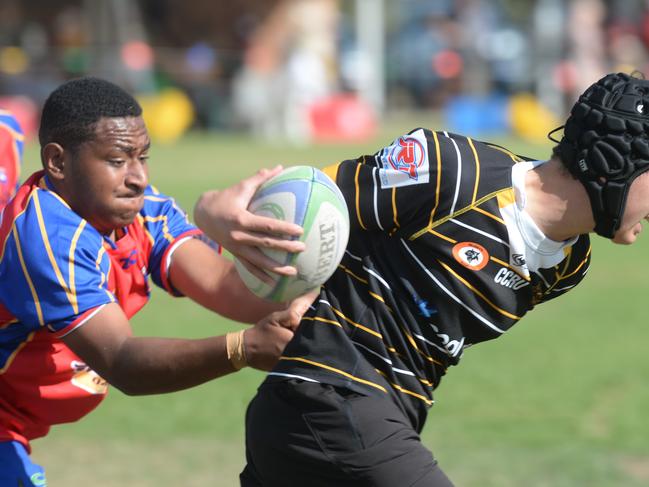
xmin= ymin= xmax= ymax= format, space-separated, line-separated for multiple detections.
xmin=193 ymin=165 xmax=305 ymax=283
xmin=167 ymin=236 xmax=289 ymax=323
xmin=61 ymin=302 xmax=294 ymax=395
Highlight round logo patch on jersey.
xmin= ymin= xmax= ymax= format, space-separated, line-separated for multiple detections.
xmin=452 ymin=242 xmax=489 ymax=270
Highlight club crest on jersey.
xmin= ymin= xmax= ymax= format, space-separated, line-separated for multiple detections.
xmin=452 ymin=242 xmax=489 ymax=270
xmin=379 ymin=129 xmax=430 ymax=188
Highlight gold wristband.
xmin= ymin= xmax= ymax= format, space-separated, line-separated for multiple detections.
xmin=226 ymin=330 xmax=248 ymax=370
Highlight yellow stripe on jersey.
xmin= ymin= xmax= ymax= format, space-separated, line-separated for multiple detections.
xmin=0 ymin=318 xmax=18 ymax=329
xmin=473 ymin=205 xmax=505 ymax=225
xmin=467 ymin=137 xmax=480 ymax=204
xmin=0 ymin=331 xmax=35 ymax=374
xmin=367 ymin=291 xmax=395 ymax=314
xmin=354 ymin=162 xmax=367 ymax=230
xmin=490 ymin=255 xmax=530 ymax=281
xmin=558 ymin=245 xmax=591 ymax=281
xmin=486 ymin=143 xmax=523 ymax=163
xmin=136 ymin=214 xmax=155 ymax=246
xmin=0 ymin=119 xmax=25 ymax=141
xmin=322 ymin=163 xmax=340 ymax=185
xmin=301 ymin=315 xmax=343 ymax=328
xmin=143 ymin=195 xmax=169 ymax=203
xmin=399 ymin=326 xmax=444 ymax=366
xmin=339 ymin=264 xmax=368 ymax=284
xmin=496 ymin=188 xmax=516 ymax=208
xmin=0 ymin=192 xmax=33 ymax=262
xmin=391 ymin=187 xmax=399 ymax=229
xmin=68 ymin=221 xmax=87 ymax=314
xmin=410 ymin=188 xmax=509 ymax=240
xmin=13 ymin=227 xmax=44 ymax=326
xmin=374 ymin=369 xmax=434 ymax=405
xmin=36 ymin=179 xmax=71 ymax=208
xmin=438 ymin=260 xmax=523 ymax=320
xmin=33 ymin=191 xmax=77 ymax=313
xmin=329 ymin=306 xmax=383 ymax=338
xmin=143 ymin=215 xmax=174 ymax=243
xmin=430 ymin=229 xmax=456 ymax=244
xmin=279 ymin=356 xmax=388 ymax=393
xmin=429 ymin=131 xmax=442 ymax=227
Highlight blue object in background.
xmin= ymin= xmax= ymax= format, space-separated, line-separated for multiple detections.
xmin=444 ymin=94 xmax=510 ymax=136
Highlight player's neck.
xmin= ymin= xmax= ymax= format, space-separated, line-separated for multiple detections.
xmin=524 ymin=157 xmax=595 ymax=241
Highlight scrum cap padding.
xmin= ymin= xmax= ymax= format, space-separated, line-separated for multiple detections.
xmin=558 ymin=72 xmax=649 ymax=238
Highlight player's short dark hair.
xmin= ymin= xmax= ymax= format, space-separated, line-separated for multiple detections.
xmin=38 ymin=77 xmax=143 ymax=151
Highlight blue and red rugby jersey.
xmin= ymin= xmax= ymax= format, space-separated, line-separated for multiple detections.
xmin=0 ymin=170 xmax=206 ymax=451
xmin=0 ymin=111 xmax=23 ymax=208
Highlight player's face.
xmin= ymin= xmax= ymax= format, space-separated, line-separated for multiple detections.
xmin=64 ymin=116 xmax=150 ymax=235
xmin=612 ymin=172 xmax=649 ymax=245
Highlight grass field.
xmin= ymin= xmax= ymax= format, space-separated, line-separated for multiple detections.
xmin=21 ymin=115 xmax=649 ymax=486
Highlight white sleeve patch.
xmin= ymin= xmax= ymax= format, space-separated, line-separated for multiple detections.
xmin=378 ymin=128 xmax=430 ymax=188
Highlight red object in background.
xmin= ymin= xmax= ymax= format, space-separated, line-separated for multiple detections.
xmin=308 ymin=94 xmax=377 ymax=143
xmin=0 ymin=96 xmax=38 ymax=140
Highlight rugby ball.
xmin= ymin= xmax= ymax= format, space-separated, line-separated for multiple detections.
xmin=234 ymin=166 xmax=350 ymax=302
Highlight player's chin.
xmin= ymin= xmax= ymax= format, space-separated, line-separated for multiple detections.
xmin=112 ymin=208 xmax=141 ymax=227
xmin=116 ymin=198 xmax=144 ymax=216
xmin=612 ymin=231 xmax=637 ymax=245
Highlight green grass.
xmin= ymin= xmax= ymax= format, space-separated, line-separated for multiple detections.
xmin=21 ymin=118 xmax=649 ymax=486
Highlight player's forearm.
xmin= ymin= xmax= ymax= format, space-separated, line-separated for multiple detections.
xmin=105 ymin=335 xmax=235 ymax=395
xmin=208 ymin=264 xmax=284 ymax=323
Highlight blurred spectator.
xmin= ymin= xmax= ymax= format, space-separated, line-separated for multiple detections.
xmin=0 ymin=110 xmax=23 ymax=209
xmin=231 ymin=0 xmax=339 ymax=143
xmin=3 ymin=1 xmax=649 ymax=139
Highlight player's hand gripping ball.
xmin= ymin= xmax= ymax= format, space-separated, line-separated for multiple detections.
xmin=235 ymin=166 xmax=350 ymax=302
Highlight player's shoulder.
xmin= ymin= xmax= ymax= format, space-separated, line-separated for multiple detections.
xmin=12 ymin=183 xmax=104 ymax=255
xmin=138 ymin=185 xmax=190 ymax=224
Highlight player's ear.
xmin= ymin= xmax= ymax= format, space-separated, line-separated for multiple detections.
xmin=41 ymin=143 xmax=66 ymax=181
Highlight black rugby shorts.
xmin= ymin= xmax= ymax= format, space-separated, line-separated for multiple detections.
xmin=240 ymin=380 xmax=454 ymax=487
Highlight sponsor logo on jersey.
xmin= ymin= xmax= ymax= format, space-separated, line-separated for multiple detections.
xmin=452 ymin=242 xmax=489 ymax=270
xmin=70 ymin=360 xmax=108 ymax=395
xmin=494 ymin=267 xmax=529 ymax=290
xmin=430 ymin=323 xmax=464 ymax=358
xmin=119 ymin=249 xmax=138 ymax=269
xmin=378 ymin=129 xmax=430 ymax=188
xmin=388 ymin=136 xmax=425 ymax=179
xmin=511 ymin=253 xmax=526 ymax=266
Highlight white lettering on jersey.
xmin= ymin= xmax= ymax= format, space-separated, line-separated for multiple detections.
xmin=429 ymin=323 xmax=465 ymax=358
xmin=378 ymin=129 xmax=430 ymax=188
xmin=494 ymin=267 xmax=529 ymax=290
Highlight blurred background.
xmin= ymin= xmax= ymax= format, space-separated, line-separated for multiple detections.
xmin=3 ymin=1 xmax=649 ymax=486
xmin=3 ymin=0 xmax=649 ymax=145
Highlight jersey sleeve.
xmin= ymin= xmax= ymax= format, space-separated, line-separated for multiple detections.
xmin=323 ymin=128 xmax=448 ymax=237
xmin=0 ymin=188 xmax=116 ymax=336
xmin=140 ymin=188 xmax=204 ymax=295
xmin=540 ymin=235 xmax=592 ymax=304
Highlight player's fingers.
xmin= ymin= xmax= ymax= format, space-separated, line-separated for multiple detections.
xmin=239 ymin=213 xmax=304 ymax=238
xmin=237 ymin=248 xmax=299 ymax=277
xmin=237 ymin=255 xmax=277 ymax=284
xmin=231 ymin=230 xmax=305 ymax=253
xmin=238 ymin=166 xmax=285 ymax=198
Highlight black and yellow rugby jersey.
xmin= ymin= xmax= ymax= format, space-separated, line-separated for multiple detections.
xmin=267 ymin=128 xmax=591 ymax=431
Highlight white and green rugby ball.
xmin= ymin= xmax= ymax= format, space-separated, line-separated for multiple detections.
xmin=235 ymin=166 xmax=350 ymax=302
